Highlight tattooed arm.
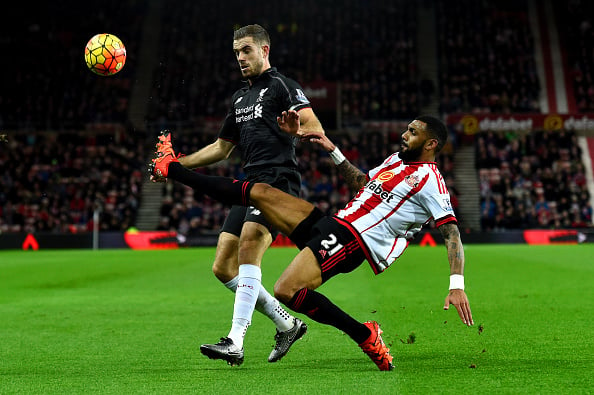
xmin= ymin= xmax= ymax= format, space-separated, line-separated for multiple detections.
xmin=439 ymin=222 xmax=465 ymax=276
xmin=439 ymin=222 xmax=474 ymax=326
xmin=302 ymin=132 xmax=367 ymax=192
xmin=335 ymin=159 xmax=367 ymax=192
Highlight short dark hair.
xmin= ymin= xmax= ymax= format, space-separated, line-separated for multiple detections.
xmin=415 ymin=115 xmax=448 ymax=153
xmin=233 ymin=24 xmax=270 ymax=46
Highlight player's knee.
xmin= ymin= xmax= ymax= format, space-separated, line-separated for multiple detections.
xmin=211 ymin=260 xmax=236 ymax=283
xmin=250 ymin=183 xmax=274 ymax=201
xmin=273 ymin=279 xmax=294 ymax=305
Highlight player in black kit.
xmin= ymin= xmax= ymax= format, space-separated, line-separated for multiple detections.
xmin=154 ymin=24 xmax=326 ymax=366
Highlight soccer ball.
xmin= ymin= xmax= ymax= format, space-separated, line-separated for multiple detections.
xmin=84 ymin=33 xmax=126 ymax=76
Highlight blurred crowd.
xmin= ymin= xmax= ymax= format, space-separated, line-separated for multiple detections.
xmin=477 ymin=130 xmax=591 ymax=230
xmin=0 ymin=131 xmax=146 ymax=233
xmin=563 ymin=0 xmax=594 ymax=113
xmin=436 ymin=0 xmax=540 ymax=114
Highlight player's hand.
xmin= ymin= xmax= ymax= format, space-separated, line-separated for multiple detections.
xmin=300 ymin=131 xmax=336 ymax=153
xmin=277 ymin=110 xmax=301 ymax=136
xmin=444 ymin=289 xmax=473 ymax=326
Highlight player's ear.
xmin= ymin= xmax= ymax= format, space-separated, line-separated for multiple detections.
xmin=425 ymin=138 xmax=438 ymax=151
xmin=261 ymin=44 xmax=270 ymax=58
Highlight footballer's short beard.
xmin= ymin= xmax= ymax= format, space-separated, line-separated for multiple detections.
xmin=399 ymin=145 xmax=424 ymax=162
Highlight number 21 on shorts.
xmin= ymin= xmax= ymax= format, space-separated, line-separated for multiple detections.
xmin=320 ymin=234 xmax=343 ymax=256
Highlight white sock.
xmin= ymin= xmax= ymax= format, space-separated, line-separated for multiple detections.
xmin=224 ymin=276 xmax=294 ymax=332
xmin=228 ymin=264 xmax=261 ymax=348
xmin=255 ymin=285 xmax=294 ymax=332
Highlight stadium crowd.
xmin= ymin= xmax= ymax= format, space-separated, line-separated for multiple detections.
xmin=476 ymin=129 xmax=592 ymax=230
xmin=0 ymin=131 xmax=145 ymax=233
xmin=562 ymin=0 xmax=594 ymax=113
xmin=436 ymin=0 xmax=540 ymax=114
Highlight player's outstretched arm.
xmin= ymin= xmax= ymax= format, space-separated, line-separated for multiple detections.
xmin=439 ymin=222 xmax=474 ymax=326
xmin=179 ymin=138 xmax=235 ymax=169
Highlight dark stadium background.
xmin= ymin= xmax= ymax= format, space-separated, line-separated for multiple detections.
xmin=1 ymin=0 xmax=593 ymax=249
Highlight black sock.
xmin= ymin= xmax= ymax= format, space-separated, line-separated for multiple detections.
xmin=287 ymin=288 xmax=371 ymax=344
xmin=167 ymin=162 xmax=253 ymax=206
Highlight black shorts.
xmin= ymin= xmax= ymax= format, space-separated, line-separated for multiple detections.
xmin=305 ymin=216 xmax=367 ymax=283
xmin=220 ymin=167 xmax=301 ymax=238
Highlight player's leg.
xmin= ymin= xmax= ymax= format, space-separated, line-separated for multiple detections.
xmin=273 ymin=247 xmax=369 ymax=341
xmin=161 ymin=161 xmax=316 ymax=238
xmin=201 ymin=209 xmax=305 ymax=365
xmin=150 ymin=136 xmax=315 ymax=236
xmin=273 ymin=218 xmax=394 ymax=371
xmin=211 ymin=232 xmax=240 ymax=282
xmin=226 ymin=221 xmax=273 ymax=351
xmin=248 ymin=183 xmax=316 ymax=236
xmin=201 ymin=220 xmax=270 ymax=366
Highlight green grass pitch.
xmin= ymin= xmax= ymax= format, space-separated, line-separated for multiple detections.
xmin=1 ymin=245 xmax=593 ymax=394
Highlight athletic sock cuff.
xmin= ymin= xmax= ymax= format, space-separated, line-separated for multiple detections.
xmin=238 ymin=264 xmax=261 ymax=281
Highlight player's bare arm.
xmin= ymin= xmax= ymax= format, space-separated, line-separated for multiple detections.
xmin=439 ymin=222 xmax=474 ymax=326
xmin=304 ymin=131 xmax=367 ymax=192
xmin=151 ymin=138 xmax=235 ymax=183
xmin=297 ymin=108 xmax=325 ymax=135
xmin=439 ymin=222 xmax=464 ymax=275
xmin=179 ymin=138 xmax=235 ymax=169
xmin=336 ymin=161 xmax=367 ymax=192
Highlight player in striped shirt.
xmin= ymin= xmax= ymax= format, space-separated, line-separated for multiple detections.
xmin=149 ymin=114 xmax=473 ymax=371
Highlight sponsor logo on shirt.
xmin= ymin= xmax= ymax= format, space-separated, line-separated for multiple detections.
xmin=377 ymin=171 xmax=394 ymax=183
xmin=366 ymin=179 xmax=396 ymax=203
xmin=235 ymin=103 xmax=263 ymax=122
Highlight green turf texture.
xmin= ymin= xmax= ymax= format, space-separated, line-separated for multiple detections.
xmin=1 ymin=245 xmax=593 ymax=394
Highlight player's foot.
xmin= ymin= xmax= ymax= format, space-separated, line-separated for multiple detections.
xmin=268 ymin=317 xmax=308 ymax=362
xmin=200 ymin=337 xmax=244 ymax=366
xmin=148 ymin=130 xmax=178 ymax=179
xmin=358 ymin=320 xmax=394 ymax=371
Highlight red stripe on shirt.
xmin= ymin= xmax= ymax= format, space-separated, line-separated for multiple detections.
xmin=359 ymin=172 xmax=430 ymax=234
xmin=342 ymin=163 xmax=417 ymax=225
xmin=429 ymin=163 xmax=445 ymax=194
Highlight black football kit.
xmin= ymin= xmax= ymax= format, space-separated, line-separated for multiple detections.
xmin=218 ymin=67 xmax=312 ymax=237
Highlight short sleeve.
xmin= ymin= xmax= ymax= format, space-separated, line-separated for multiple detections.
xmin=420 ymin=178 xmax=457 ymax=226
xmin=281 ymin=78 xmax=312 ymax=112
xmin=217 ymin=105 xmax=239 ymax=143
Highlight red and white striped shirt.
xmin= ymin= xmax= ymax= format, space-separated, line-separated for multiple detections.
xmin=335 ymin=153 xmax=456 ymax=274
